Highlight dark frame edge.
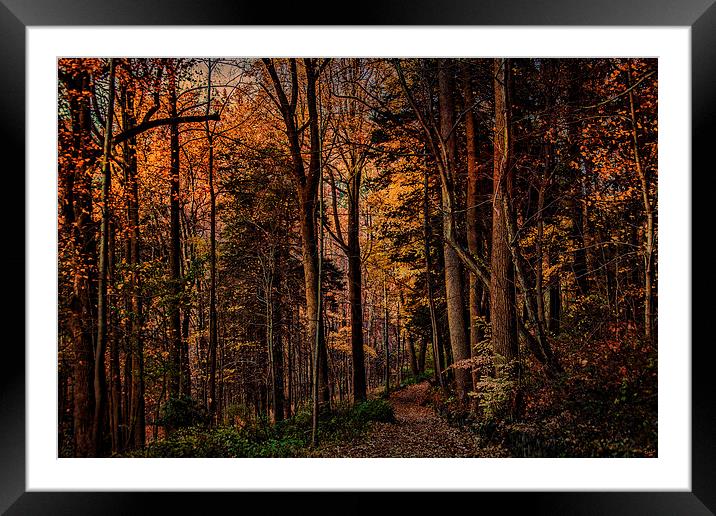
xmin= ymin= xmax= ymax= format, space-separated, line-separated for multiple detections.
xmin=691 ymin=0 xmax=716 ymax=514
xmin=0 ymin=0 xmax=26 ymax=514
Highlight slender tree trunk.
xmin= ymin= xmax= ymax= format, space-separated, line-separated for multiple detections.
xmin=205 ymin=59 xmax=219 ymax=424
xmin=383 ymin=277 xmax=390 ymax=395
xmin=463 ymin=64 xmax=484 ymax=404
xmin=423 ymin=168 xmax=444 ymax=388
xmin=306 ymin=186 xmax=326 ymax=445
xmin=308 ymin=61 xmax=330 ymax=409
xmin=181 ymin=306 xmax=192 ymax=396
xmin=418 ymin=337 xmax=427 ymax=374
xmin=347 ymin=170 xmax=367 ymax=402
xmin=548 ymin=273 xmax=561 ymax=335
xmin=119 ymin=143 xmax=132 ymax=447
xmin=286 ymin=309 xmax=293 ymax=417
xmin=265 ymin=268 xmax=275 ymax=421
xmin=627 ymin=60 xmax=655 ymax=344
xmin=93 ymin=58 xmax=116 ymax=456
xmin=127 ymin=129 xmax=145 ymax=449
xmin=119 ymin=83 xmax=144 ymax=447
xmin=571 ymin=194 xmax=591 ymax=296
xmin=567 ymin=70 xmax=591 ymax=297
xmin=168 ymin=67 xmax=183 ymax=398
xmin=535 ymin=183 xmax=547 ymax=329
xmin=108 ymin=222 xmax=122 ymax=454
xmin=407 ymin=332 xmax=419 ymax=377
xmin=396 ymin=294 xmax=403 ymax=385
xmin=268 ymin=261 xmax=286 ymax=422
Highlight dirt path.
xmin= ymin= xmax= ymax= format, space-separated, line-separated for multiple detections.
xmin=316 ymin=382 xmax=495 ymax=457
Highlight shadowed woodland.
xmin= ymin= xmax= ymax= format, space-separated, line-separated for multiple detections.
xmin=58 ymin=57 xmax=657 ymax=458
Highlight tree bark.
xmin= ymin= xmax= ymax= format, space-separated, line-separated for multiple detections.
xmin=112 ymin=113 xmax=219 ymax=146
xmin=168 ymin=66 xmax=182 ymax=399
xmin=118 ymin=81 xmax=146 ymax=450
xmin=127 ymin=129 xmax=145 ymax=449
xmin=108 ymin=222 xmax=122 ymax=454
xmin=272 ymin=296 xmax=285 ymax=422
xmin=462 ymin=63 xmax=485 ymax=401
xmin=93 ymin=58 xmax=116 ymax=456
xmin=548 ymin=273 xmax=561 ymax=335
xmin=206 ymin=59 xmax=219 ymax=424
xmin=407 ymin=332 xmax=419 ymax=377
xmin=438 ymin=60 xmax=471 ymax=402
xmin=627 ymin=60 xmax=655 ymax=344
xmin=383 ymin=277 xmax=390 ymax=395
xmin=347 ymin=170 xmax=367 ymax=401
xmin=418 ymin=337 xmax=428 ymax=374
xmin=61 ymin=67 xmax=98 ymax=457
xmin=264 ymin=253 xmax=285 ymax=423
xmin=490 ymin=58 xmax=519 ymax=381
xmin=423 ymin=168 xmax=444 ymax=389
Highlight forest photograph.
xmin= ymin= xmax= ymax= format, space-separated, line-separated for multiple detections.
xmin=57 ymin=57 xmax=657 ymax=459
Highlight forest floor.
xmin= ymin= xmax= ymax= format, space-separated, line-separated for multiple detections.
xmin=314 ymin=382 xmax=502 ymax=458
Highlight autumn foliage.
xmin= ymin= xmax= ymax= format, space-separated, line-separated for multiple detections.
xmin=58 ymin=57 xmax=657 ymax=458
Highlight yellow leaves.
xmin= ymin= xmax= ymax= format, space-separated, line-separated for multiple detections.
xmin=327 ymin=326 xmax=353 ymax=354
xmin=363 ymin=344 xmax=378 ymax=358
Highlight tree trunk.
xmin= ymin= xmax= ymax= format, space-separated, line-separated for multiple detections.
xmin=463 ymin=63 xmax=484 ymax=403
xmin=108 ymin=222 xmax=122 ymax=454
xmin=535 ymin=183 xmax=547 ymax=329
xmin=206 ymin=58 xmax=219 ymax=424
xmin=438 ymin=59 xmax=471 ymax=402
xmin=61 ymin=67 xmax=97 ymax=457
xmin=181 ymin=307 xmax=191 ymax=396
xmin=567 ymin=70 xmax=591 ymax=297
xmin=627 ymin=60 xmax=655 ymax=344
xmin=397 ymin=295 xmax=403 ymax=385
xmin=548 ymin=274 xmax=561 ymax=335
xmin=407 ymin=332 xmax=419 ymax=377
xmin=490 ymin=58 xmax=519 ymax=382
xmin=423 ymin=168 xmax=444 ymax=388
xmin=383 ymin=277 xmax=390 ymax=395
xmin=127 ymin=129 xmax=145 ymax=449
xmin=286 ymin=308 xmax=293 ymax=417
xmin=93 ymin=58 xmax=116 ymax=456
xmin=347 ymin=169 xmax=367 ymax=402
xmin=267 ymin=262 xmax=285 ymax=423
xmin=418 ymin=337 xmax=428 ymax=374
xmin=168 ymin=67 xmax=182 ymax=398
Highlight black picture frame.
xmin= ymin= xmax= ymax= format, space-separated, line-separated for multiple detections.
xmin=2 ymin=1 xmax=712 ymax=513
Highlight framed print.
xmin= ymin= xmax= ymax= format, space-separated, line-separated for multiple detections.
xmin=3 ymin=0 xmax=713 ymax=513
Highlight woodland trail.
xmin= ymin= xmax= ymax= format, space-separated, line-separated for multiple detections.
xmin=316 ymin=382 xmax=498 ymax=458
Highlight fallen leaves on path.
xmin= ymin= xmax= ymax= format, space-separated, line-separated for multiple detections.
xmin=314 ymin=382 xmax=505 ymax=458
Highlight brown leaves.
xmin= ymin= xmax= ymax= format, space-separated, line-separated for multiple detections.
xmin=314 ymin=382 xmax=490 ymax=458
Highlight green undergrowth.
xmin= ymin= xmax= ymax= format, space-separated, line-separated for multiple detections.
xmin=399 ymin=371 xmax=433 ymax=388
xmin=122 ymin=398 xmax=395 ymax=458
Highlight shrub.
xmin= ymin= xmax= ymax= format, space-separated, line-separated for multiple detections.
xmin=399 ymin=371 xmax=433 ymax=388
xmin=158 ymin=395 xmax=209 ymax=431
xmin=351 ymin=399 xmax=396 ymax=424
